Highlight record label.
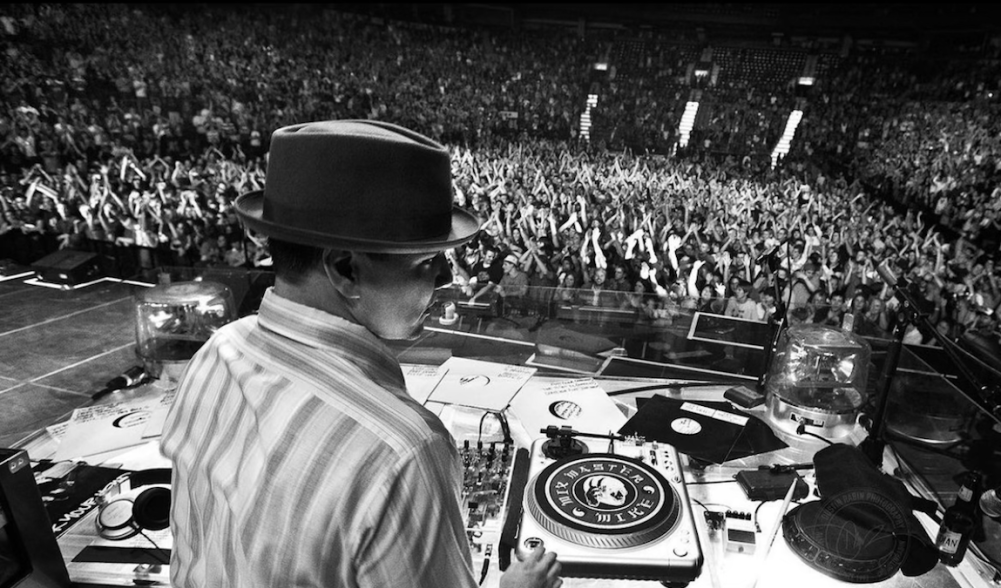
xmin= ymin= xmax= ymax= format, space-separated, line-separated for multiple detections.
xmin=671 ymin=417 xmax=702 ymax=435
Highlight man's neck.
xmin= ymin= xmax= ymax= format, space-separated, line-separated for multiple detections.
xmin=273 ymin=274 xmax=353 ymax=323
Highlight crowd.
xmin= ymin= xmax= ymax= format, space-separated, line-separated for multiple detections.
xmin=444 ymin=140 xmax=1000 ymax=349
xmin=1 ymin=3 xmax=999 ymax=351
xmin=789 ymin=52 xmax=1001 ymax=252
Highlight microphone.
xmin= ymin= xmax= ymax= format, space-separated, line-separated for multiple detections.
xmin=875 ymin=259 xmax=900 ymax=288
xmin=90 ymin=366 xmax=148 ymax=401
xmin=875 ymin=259 xmax=927 ymax=317
xmin=756 ymin=245 xmax=783 ymax=272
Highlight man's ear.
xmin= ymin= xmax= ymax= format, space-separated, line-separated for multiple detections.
xmin=323 ymin=249 xmax=360 ymax=299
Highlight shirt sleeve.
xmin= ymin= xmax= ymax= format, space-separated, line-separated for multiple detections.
xmin=354 ymin=436 xmax=477 ymax=588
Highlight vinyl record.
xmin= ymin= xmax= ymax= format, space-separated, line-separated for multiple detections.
xmin=526 ymin=453 xmax=680 ymax=549
xmin=620 ymin=396 xmax=787 ymax=464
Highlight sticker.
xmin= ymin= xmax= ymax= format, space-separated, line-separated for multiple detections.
xmin=681 ymin=402 xmax=748 ymax=426
xmin=671 ymin=417 xmax=702 ymax=435
xmin=457 ymin=374 xmax=491 ymax=387
xmin=549 ymin=400 xmax=582 ymax=420
xmin=112 ymin=410 xmax=150 ymax=429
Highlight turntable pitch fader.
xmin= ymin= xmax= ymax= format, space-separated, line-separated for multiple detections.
xmin=512 ymin=426 xmax=703 ymax=584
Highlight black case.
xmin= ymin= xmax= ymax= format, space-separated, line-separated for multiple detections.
xmin=735 ymin=469 xmax=809 ymax=502
xmin=0 ymin=448 xmax=72 ymax=588
xmin=724 ymin=385 xmax=765 ymax=409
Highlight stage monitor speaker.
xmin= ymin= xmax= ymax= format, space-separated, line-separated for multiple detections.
xmin=0 ymin=448 xmax=71 ymax=588
xmin=31 ymin=250 xmax=102 ymax=286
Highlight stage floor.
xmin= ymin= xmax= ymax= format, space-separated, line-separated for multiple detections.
xmin=0 ymin=275 xmax=141 ymax=448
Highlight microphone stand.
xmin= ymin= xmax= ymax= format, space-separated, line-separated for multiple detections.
xmin=757 ymin=263 xmax=786 ymax=394
xmin=858 ymin=297 xmax=918 ymax=468
xmin=859 ymin=267 xmax=1001 ymax=469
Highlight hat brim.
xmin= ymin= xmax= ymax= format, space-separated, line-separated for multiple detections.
xmin=234 ymin=190 xmax=480 ymax=254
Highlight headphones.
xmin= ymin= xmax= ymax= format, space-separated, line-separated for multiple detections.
xmin=95 ymin=468 xmax=172 ymax=541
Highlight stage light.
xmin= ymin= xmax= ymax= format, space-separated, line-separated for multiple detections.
xmin=134 ymin=281 xmax=237 ymax=386
xmin=763 ymin=324 xmax=871 ymax=440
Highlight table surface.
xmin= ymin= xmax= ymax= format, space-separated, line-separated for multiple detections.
xmin=22 ymin=374 xmax=996 ymax=588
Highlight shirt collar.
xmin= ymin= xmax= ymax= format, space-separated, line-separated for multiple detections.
xmin=256 ymin=288 xmax=405 ymax=392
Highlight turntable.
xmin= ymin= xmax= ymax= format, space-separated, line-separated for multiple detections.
xmin=513 ymin=427 xmax=703 ymax=584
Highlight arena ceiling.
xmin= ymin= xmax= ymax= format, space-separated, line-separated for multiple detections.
xmin=338 ymin=3 xmax=1001 ymax=40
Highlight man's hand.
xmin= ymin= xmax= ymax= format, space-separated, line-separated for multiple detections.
xmin=501 ymin=546 xmax=562 ymax=588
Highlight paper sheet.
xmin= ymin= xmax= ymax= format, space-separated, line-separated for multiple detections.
xmin=102 ymin=440 xmax=172 ymax=471
xmin=140 ymin=392 xmax=176 ymax=440
xmin=51 ymin=396 xmax=167 ymax=461
xmin=508 ymin=377 xmax=627 ymax=441
xmin=46 ymin=420 xmax=68 ymax=441
xmin=425 ymin=357 xmax=535 ymax=411
xmin=401 ymin=363 xmax=447 ymax=404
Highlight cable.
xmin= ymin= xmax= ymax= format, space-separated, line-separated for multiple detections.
xmin=477 ymin=412 xmax=488 ymax=445
xmin=478 ymin=544 xmax=492 ymax=585
xmin=496 ymin=411 xmax=513 ymax=445
xmin=477 ymin=410 xmax=513 ymax=446
xmin=750 ymin=494 xmax=803 ymax=533
xmin=795 ymin=422 xmax=834 ymax=445
xmin=137 ymin=529 xmax=171 ymax=565
xmin=753 ymin=500 xmax=767 ymax=532
xmin=691 ymin=499 xmax=733 ymax=512
xmin=691 ymin=500 xmax=727 ymax=588
xmin=690 ymin=499 xmax=729 ymax=534
xmin=477 ymin=412 xmax=493 ymax=446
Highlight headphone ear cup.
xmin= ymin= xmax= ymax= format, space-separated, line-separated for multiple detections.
xmin=132 ymin=486 xmax=172 ymax=532
xmin=96 ymin=498 xmax=140 ymax=540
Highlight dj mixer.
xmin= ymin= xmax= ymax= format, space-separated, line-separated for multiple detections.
xmin=459 ymin=440 xmax=516 ymax=580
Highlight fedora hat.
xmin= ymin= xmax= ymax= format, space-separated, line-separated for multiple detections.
xmin=235 ymin=120 xmax=479 ymax=254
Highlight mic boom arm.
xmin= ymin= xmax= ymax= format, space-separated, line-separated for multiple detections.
xmin=875 ymin=260 xmax=1000 ymax=417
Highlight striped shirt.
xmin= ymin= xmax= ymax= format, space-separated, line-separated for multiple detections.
xmin=161 ymin=289 xmax=476 ymax=588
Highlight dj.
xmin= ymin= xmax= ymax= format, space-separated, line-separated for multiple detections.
xmin=161 ymin=120 xmax=562 ymax=588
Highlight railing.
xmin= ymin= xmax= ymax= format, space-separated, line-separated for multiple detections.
xmin=431 ymin=284 xmax=864 ymax=333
